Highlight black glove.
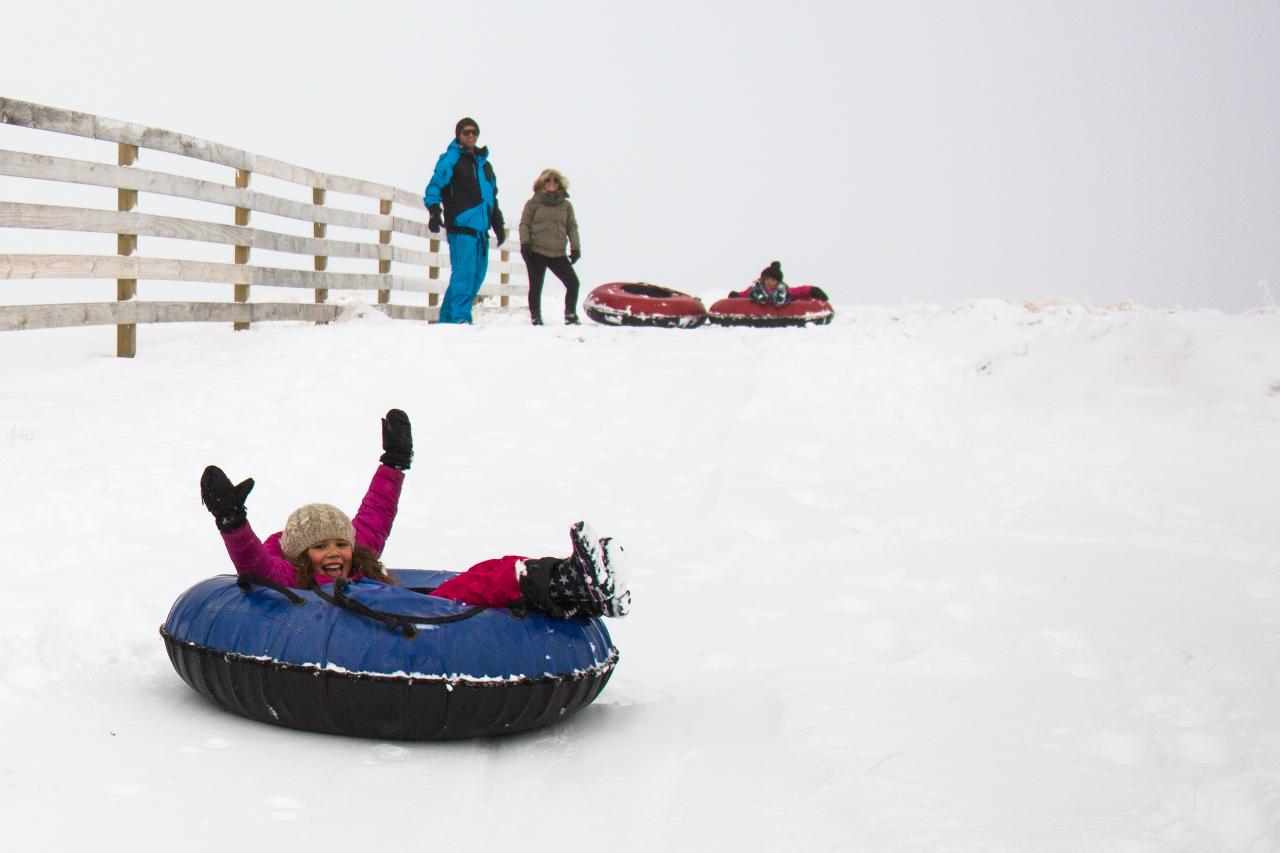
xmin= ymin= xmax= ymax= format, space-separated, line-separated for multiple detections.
xmin=494 ymin=224 xmax=507 ymax=246
xmin=569 ymin=249 xmax=581 ymax=265
xmin=379 ymin=408 xmax=413 ymax=471
xmin=427 ymin=205 xmax=443 ymax=233
xmin=810 ymin=286 xmax=830 ymax=302
xmin=200 ymin=465 xmax=254 ymax=533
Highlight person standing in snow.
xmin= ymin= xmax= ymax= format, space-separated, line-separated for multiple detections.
xmin=198 ymin=409 xmax=630 ymax=619
xmin=518 ymin=168 xmax=582 ymax=325
xmin=423 ymin=117 xmax=507 ymax=324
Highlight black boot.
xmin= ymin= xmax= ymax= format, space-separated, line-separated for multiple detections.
xmin=552 ymin=521 xmax=630 ymax=617
xmin=597 ymin=538 xmax=632 ymax=617
xmin=518 ymin=557 xmax=574 ymax=618
xmin=564 ymin=312 xmax=580 ymax=325
xmin=518 ymin=523 xmax=632 ymax=619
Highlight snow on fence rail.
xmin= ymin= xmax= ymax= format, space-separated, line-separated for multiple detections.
xmin=0 ymin=96 xmax=524 ymax=356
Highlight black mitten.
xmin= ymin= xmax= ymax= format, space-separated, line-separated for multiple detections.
xmin=810 ymin=286 xmax=830 ymax=301
xmin=427 ymin=205 xmax=443 ymax=233
xmin=569 ymin=249 xmax=581 ymax=265
xmin=379 ymin=408 xmax=413 ymax=471
xmin=200 ymin=465 xmax=254 ymax=533
xmin=494 ymin=224 xmax=507 ymax=246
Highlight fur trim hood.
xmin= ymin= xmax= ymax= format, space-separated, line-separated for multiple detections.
xmin=532 ymin=168 xmax=570 ymax=194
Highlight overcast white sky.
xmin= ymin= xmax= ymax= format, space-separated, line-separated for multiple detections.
xmin=3 ymin=0 xmax=1277 ymax=311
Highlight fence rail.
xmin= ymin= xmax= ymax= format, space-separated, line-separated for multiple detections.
xmin=0 ymin=96 xmax=523 ymax=355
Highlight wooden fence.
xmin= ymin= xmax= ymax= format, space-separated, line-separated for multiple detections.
xmin=0 ymin=97 xmax=524 ymax=356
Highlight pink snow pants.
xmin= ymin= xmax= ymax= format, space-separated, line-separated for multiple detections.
xmin=431 ymin=555 xmax=526 ymax=607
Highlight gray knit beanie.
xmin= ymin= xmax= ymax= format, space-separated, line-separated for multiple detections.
xmin=280 ymin=503 xmax=355 ymax=559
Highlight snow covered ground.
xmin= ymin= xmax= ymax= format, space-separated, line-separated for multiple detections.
xmin=1 ymin=298 xmax=1278 ymax=851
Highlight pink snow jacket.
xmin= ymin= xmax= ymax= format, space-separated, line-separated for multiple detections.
xmin=218 ymin=464 xmax=404 ymax=588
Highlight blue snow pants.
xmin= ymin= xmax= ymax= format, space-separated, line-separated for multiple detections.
xmin=439 ymin=231 xmax=490 ymax=324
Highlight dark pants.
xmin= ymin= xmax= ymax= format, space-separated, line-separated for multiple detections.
xmin=524 ymin=251 xmax=580 ymax=322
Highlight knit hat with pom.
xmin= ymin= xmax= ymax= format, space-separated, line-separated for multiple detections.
xmin=759 ymin=261 xmax=784 ymax=283
xmin=280 ymin=503 xmax=355 ymax=559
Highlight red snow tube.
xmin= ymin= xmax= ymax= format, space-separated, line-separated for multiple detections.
xmin=707 ymin=293 xmax=835 ymax=328
xmin=584 ymin=282 xmax=708 ymax=328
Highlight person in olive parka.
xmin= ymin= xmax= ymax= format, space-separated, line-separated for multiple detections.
xmin=518 ymin=168 xmax=582 ymax=325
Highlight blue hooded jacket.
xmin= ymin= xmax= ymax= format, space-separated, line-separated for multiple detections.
xmin=423 ymin=140 xmax=502 ymax=235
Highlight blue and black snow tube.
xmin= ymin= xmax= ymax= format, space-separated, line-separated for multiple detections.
xmin=160 ymin=570 xmax=618 ymax=740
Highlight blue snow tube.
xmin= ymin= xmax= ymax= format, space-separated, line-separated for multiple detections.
xmin=160 ymin=570 xmax=618 ymax=740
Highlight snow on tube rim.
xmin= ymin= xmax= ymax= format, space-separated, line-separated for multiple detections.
xmin=584 ymin=281 xmax=707 ymax=328
xmin=160 ymin=569 xmax=618 ymax=739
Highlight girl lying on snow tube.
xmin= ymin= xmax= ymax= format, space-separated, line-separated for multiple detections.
xmin=199 ymin=409 xmax=630 ymax=620
xmin=726 ymin=260 xmax=829 ymax=306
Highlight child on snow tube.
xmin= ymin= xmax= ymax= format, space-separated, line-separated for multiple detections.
xmin=727 ymin=261 xmax=829 ymax=306
xmin=198 ymin=409 xmax=629 ymax=620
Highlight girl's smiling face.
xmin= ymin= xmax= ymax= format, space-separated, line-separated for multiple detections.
xmin=307 ymin=538 xmax=354 ymax=579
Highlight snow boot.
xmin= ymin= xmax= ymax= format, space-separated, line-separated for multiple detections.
xmin=517 ymin=556 xmax=575 ymax=618
xmin=598 ymin=537 xmax=632 ymax=617
xmin=749 ymin=281 xmax=770 ymax=305
xmin=564 ymin=312 xmax=580 ymax=325
xmin=545 ymin=521 xmax=630 ymax=618
xmin=515 ymin=524 xmax=631 ymax=619
xmin=771 ymin=282 xmax=790 ymax=307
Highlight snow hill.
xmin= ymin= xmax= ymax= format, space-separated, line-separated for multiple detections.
xmin=1 ymin=299 xmax=1278 ymax=852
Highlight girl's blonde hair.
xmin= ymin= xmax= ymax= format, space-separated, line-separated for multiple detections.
xmin=533 ymin=168 xmax=570 ymax=193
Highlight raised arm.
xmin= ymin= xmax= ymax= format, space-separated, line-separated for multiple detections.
xmin=200 ymin=465 xmax=298 ymax=586
xmin=354 ymin=409 xmax=413 ymax=556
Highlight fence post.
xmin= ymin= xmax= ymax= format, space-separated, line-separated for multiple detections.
xmin=313 ymin=187 xmax=328 ymax=325
xmin=233 ymin=169 xmax=251 ymax=331
xmin=116 ymin=143 xmax=138 ymax=357
xmin=428 ymin=227 xmax=440 ymax=310
xmin=378 ymin=198 xmax=391 ymax=305
xmin=500 ymin=246 xmax=510 ymax=308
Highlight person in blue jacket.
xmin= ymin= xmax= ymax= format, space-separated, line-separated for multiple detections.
xmin=423 ymin=117 xmax=507 ymax=324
